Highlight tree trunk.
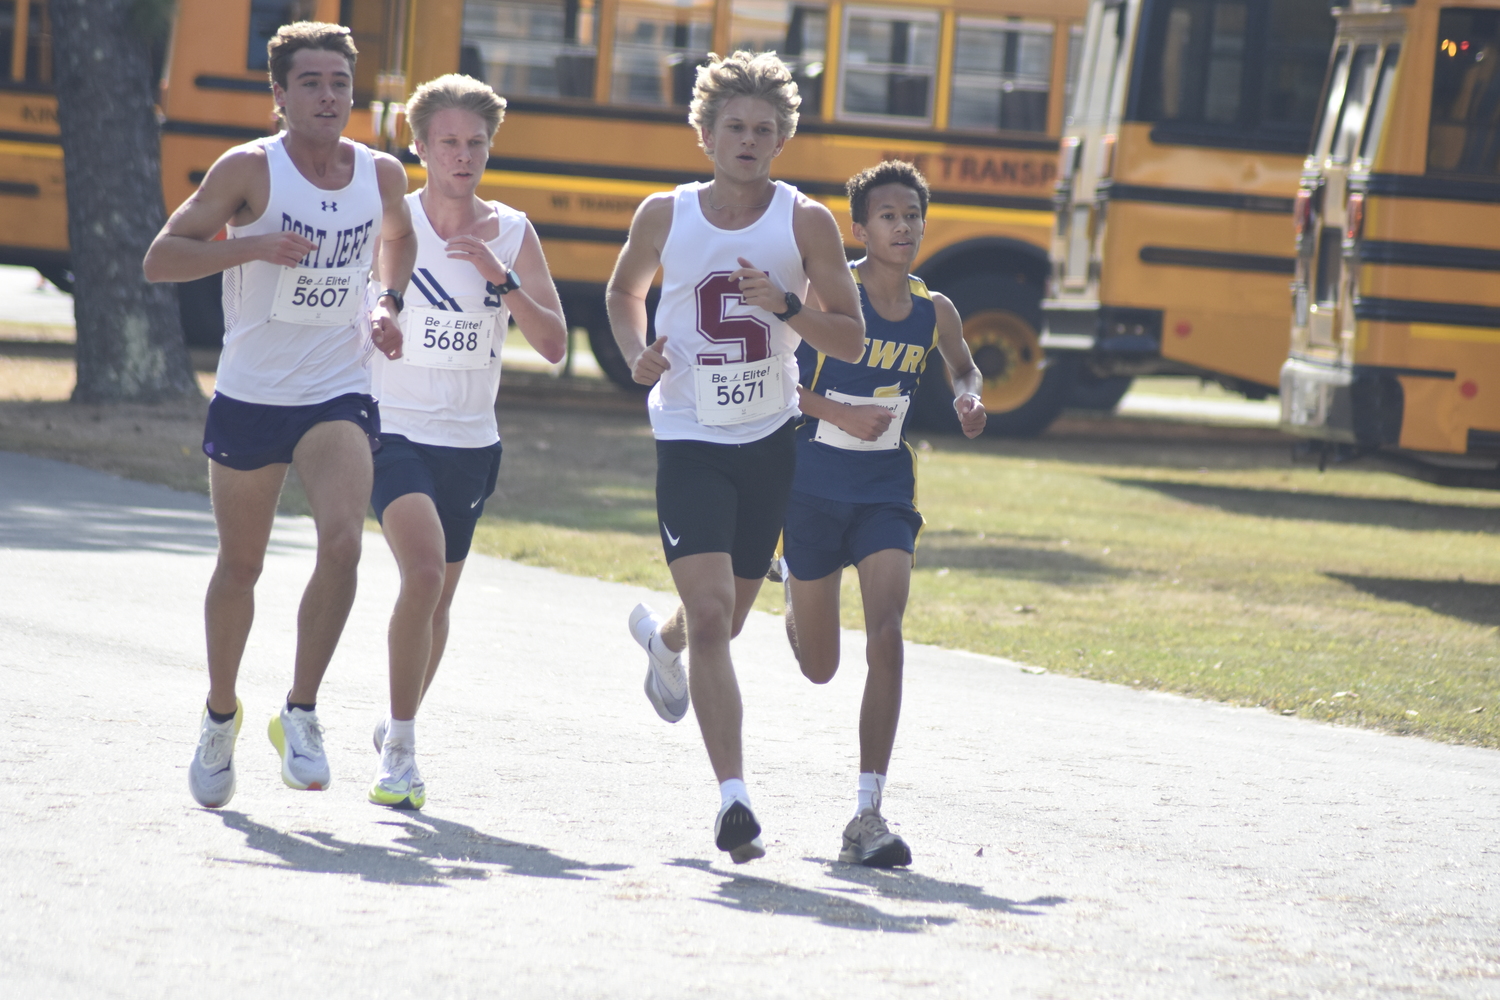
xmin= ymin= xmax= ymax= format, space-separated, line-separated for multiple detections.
xmin=52 ymin=0 xmax=200 ymax=403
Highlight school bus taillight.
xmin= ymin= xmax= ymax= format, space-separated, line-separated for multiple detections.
xmin=1344 ymin=192 xmax=1365 ymax=245
xmin=1293 ymin=189 xmax=1314 ymax=241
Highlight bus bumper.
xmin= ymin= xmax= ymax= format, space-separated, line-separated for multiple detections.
xmin=1279 ymin=356 xmax=1402 ymax=446
xmin=1040 ymin=300 xmax=1163 ymax=355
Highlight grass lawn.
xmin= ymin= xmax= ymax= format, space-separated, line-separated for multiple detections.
xmin=472 ymin=407 xmax=1500 ymax=748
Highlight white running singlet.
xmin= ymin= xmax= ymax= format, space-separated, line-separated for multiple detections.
xmin=370 ymin=192 xmax=525 ymax=448
xmin=216 ymin=134 xmax=383 ymax=406
xmin=649 ymin=180 xmax=808 ymax=444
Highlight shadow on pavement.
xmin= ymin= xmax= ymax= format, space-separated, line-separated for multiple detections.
xmin=1110 ymin=478 xmax=1500 ymax=533
xmin=214 ymin=810 xmax=628 ymax=886
xmin=817 ymin=859 xmax=1067 ymax=916
xmin=667 ymin=858 xmax=955 ymax=932
xmin=1326 ymin=573 xmax=1500 ymax=628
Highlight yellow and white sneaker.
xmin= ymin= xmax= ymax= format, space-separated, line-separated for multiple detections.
xmin=369 ymin=738 xmax=425 ymax=810
xmin=189 ymin=698 xmax=243 ymax=808
xmin=268 ymin=706 xmax=331 ymax=790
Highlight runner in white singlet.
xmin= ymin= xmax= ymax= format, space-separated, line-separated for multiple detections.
xmin=144 ymin=22 xmax=417 ymax=809
xmin=606 ymin=51 xmax=866 ymax=863
xmin=364 ymin=74 xmax=567 ymax=811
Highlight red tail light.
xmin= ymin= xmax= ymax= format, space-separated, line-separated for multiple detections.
xmin=1059 ymin=135 xmax=1081 ymax=182
xmin=1100 ymin=134 xmax=1117 ymax=179
xmin=1345 ymin=192 xmax=1365 ymax=243
xmin=1294 ymin=189 xmax=1313 ymax=240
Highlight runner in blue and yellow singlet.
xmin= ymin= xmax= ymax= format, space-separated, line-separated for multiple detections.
xmin=780 ymin=161 xmax=986 ymax=868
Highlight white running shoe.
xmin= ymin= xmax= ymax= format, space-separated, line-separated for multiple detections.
xmin=368 ymin=737 xmax=425 ymax=810
xmin=268 ymin=706 xmax=331 ymax=790
xmin=629 ymin=603 xmax=689 ymax=723
xmin=372 ymin=717 xmax=387 ymax=753
xmin=188 ymin=699 xmax=243 ymax=808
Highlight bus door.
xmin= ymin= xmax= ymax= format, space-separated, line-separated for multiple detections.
xmin=1282 ymin=1 xmax=1500 ymax=486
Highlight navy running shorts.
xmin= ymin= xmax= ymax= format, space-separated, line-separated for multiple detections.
xmin=370 ymin=433 xmax=503 ymax=564
xmin=202 ymin=391 xmax=380 ymax=471
xmin=782 ymin=490 xmax=925 ymax=581
xmin=654 ymin=419 xmax=796 ymax=579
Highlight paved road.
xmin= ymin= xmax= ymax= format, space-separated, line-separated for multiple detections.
xmin=1 ymin=451 xmax=1496 ymax=998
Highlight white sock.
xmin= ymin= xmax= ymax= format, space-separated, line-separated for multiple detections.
xmin=649 ymin=631 xmax=679 ymax=661
xmin=719 ymin=778 xmax=749 ymax=811
xmin=857 ymin=772 xmax=886 ymax=814
xmin=386 ymin=716 xmax=415 ymax=748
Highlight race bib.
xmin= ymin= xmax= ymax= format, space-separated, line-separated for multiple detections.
xmin=268 ymin=266 xmax=366 ymax=326
xmin=694 ymin=356 xmax=787 ymax=426
xmin=813 ymin=390 xmax=910 ymax=451
xmin=401 ymin=306 xmax=496 ymax=370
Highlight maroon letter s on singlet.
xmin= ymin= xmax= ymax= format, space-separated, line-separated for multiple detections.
xmin=694 ymin=272 xmax=771 ymax=365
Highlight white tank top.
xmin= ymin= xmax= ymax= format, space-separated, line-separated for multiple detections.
xmin=649 ymin=180 xmax=808 ymax=443
xmin=369 ymin=192 xmax=524 ymax=448
xmin=216 ymin=135 xmax=383 ymax=405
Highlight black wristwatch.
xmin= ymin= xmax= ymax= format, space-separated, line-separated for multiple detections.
xmin=491 ymin=268 xmax=522 ymax=295
xmin=377 ymin=288 xmax=404 ymax=313
xmin=773 ymin=291 xmax=802 ymax=322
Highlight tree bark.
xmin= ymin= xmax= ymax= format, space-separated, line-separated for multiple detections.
xmin=52 ymin=0 xmax=200 ymax=403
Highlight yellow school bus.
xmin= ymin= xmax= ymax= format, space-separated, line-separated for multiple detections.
xmin=1280 ymin=0 xmax=1500 ymax=487
xmin=5 ymin=0 xmax=1089 ymax=431
xmin=1039 ymin=0 xmax=1335 ymax=435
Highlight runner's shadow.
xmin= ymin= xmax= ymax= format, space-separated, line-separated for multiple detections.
xmin=215 ymin=810 xmax=628 ymax=886
xmin=666 ymin=858 xmax=953 ymax=932
xmin=1326 ymin=573 xmax=1500 ymax=628
xmin=814 ymin=859 xmax=1067 ymax=915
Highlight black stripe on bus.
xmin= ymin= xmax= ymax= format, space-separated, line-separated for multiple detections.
xmin=0 ymin=181 xmax=40 ymax=197
xmin=1102 ymin=182 xmax=1294 ymax=214
xmin=1355 ymin=296 xmax=1500 ymax=329
xmin=161 ymin=120 xmax=270 ymax=141
xmin=1139 ymin=245 xmax=1295 ymax=274
xmin=532 ymin=222 xmax=632 ymax=244
xmin=1146 ymin=123 xmax=1309 ymax=156
xmin=475 ymin=155 xmax=1052 ymax=212
xmin=195 ymin=75 xmax=270 ymax=94
xmin=1362 ymin=173 xmax=1500 ymax=203
xmin=0 ymin=129 xmax=58 ymax=145
xmin=1360 ymin=240 xmax=1500 ymax=270
xmin=500 ymin=97 xmax=1060 ymax=151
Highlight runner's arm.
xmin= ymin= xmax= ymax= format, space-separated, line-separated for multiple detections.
xmin=143 ymin=148 xmax=315 ymax=283
xmin=932 ymin=292 xmax=986 ymax=438
xmin=791 ymin=199 xmax=865 ymax=362
xmin=606 ymin=194 xmax=673 ymax=385
xmin=796 ymin=385 xmax=892 ymax=442
xmin=496 ymin=220 xmax=567 ymax=363
xmin=369 ymin=155 xmax=416 ymax=360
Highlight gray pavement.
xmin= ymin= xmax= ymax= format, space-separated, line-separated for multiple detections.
xmin=1 ymin=450 xmax=1497 ymax=998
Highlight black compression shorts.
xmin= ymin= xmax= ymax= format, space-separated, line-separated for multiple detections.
xmin=654 ymin=419 xmax=795 ymax=579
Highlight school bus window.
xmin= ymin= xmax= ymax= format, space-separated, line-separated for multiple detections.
xmin=949 ymin=18 xmax=1052 ymax=134
xmin=1063 ymin=22 xmax=1084 ymax=125
xmin=1312 ymin=44 xmax=1349 ymax=159
xmin=343 ymin=0 xmax=398 ymax=106
xmin=1329 ymin=44 xmax=1376 ymax=164
xmin=1258 ymin=0 xmax=1332 ymax=131
xmin=730 ymin=1 xmax=827 ymax=118
xmin=247 ymin=0 xmax=318 ymax=72
xmin=463 ymin=0 xmax=598 ymax=101
xmin=1428 ymin=8 xmax=1500 ymax=176
xmin=839 ymin=7 xmax=938 ymax=123
xmin=1357 ymin=45 xmax=1400 ymax=166
xmin=1072 ymin=3 xmax=1125 ymax=130
xmin=610 ymin=0 xmax=713 ymax=107
xmin=1145 ymin=0 xmax=1248 ymax=125
xmin=1 ymin=1 xmax=53 ymax=85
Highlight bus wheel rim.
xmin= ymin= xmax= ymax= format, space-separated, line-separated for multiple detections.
xmin=963 ymin=308 xmax=1044 ymax=414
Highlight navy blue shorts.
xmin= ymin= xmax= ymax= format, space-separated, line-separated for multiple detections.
xmin=782 ymin=491 xmax=925 ymax=581
xmin=370 ymin=433 xmax=503 ymax=564
xmin=655 ymin=419 xmax=796 ymax=579
xmin=203 ymin=392 xmax=380 ymax=471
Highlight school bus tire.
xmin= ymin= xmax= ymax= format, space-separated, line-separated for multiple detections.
xmin=581 ymin=289 xmax=657 ymax=393
xmin=1067 ymin=371 xmax=1134 ymax=411
xmin=913 ymin=271 xmax=1076 ymax=437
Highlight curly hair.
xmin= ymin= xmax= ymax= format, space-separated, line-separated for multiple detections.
xmin=846 ymin=160 xmax=931 ymax=226
xmin=266 ymin=21 xmax=357 ymax=91
xmin=406 ymin=74 xmax=508 ymax=151
xmin=688 ymin=50 xmax=801 ymax=147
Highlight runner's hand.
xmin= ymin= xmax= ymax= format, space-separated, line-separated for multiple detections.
xmin=731 ymin=257 xmax=786 ymax=315
xmin=445 ymin=235 xmax=508 ymax=285
xmin=371 ymin=300 xmax=402 ymax=360
xmin=245 ymin=231 xmax=318 ymax=267
xmin=955 ymin=392 xmax=986 ymax=439
xmin=835 ymin=403 xmax=893 ymax=442
xmin=632 ymin=336 xmax=670 ymax=386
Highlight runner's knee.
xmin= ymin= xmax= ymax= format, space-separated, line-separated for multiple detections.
xmin=681 ymin=590 xmax=735 ymax=645
xmin=213 ymin=552 xmax=264 ymax=591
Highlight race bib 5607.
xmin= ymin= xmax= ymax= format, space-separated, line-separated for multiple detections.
xmin=268 ymin=266 xmax=366 ymax=326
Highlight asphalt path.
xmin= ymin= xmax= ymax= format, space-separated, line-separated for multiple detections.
xmin=2 ymin=450 xmax=1497 ymax=998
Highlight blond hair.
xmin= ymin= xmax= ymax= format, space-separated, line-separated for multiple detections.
xmin=688 ymin=51 xmax=800 ymax=147
xmin=406 ymin=73 xmax=508 ymax=153
xmin=266 ymin=21 xmax=357 ymax=91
